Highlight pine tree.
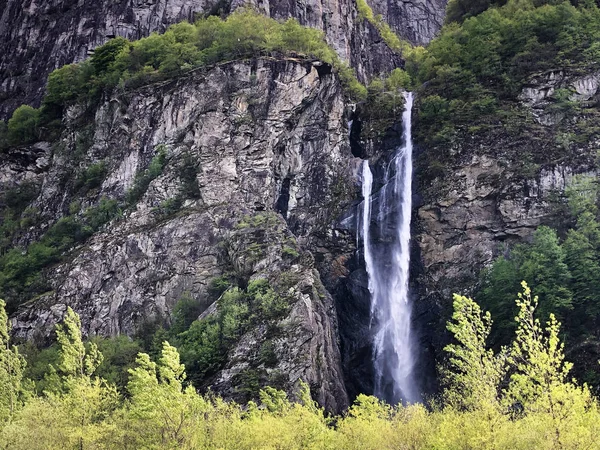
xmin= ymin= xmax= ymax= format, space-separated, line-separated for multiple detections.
xmin=563 ymin=224 xmax=600 ymax=334
xmin=479 ymin=253 xmax=521 ymax=346
xmin=519 ymin=227 xmax=573 ymax=322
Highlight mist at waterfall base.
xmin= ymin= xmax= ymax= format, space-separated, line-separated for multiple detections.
xmin=358 ymin=92 xmax=420 ymax=405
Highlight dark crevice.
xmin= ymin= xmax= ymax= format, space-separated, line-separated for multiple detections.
xmin=315 ymin=62 xmax=333 ymax=78
xmin=349 ymin=113 xmax=366 ymax=158
xmin=275 ymin=177 xmax=292 ymax=217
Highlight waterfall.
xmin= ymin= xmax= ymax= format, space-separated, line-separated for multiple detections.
xmin=360 ymin=92 xmax=419 ymax=404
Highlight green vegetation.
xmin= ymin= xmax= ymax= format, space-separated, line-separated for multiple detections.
xmin=5 ymin=106 xmax=40 ymax=146
xmin=356 ymin=0 xmax=411 ymax=55
xmin=126 ymin=145 xmax=167 ymax=205
xmin=0 ymin=183 xmax=40 ymax=255
xmin=479 ymin=175 xmax=600 ymax=387
xmin=361 ymin=68 xmax=412 ymax=138
xmin=0 ymin=9 xmax=369 ymax=149
xmin=0 ymin=143 xmax=201 ymax=314
xmin=74 ymin=161 xmax=108 ymax=195
xmin=445 ymin=0 xmax=506 ymax=24
xmin=0 ymin=197 xmax=121 ymax=313
xmin=2 ymin=279 xmax=600 ymax=448
xmin=167 ymin=279 xmax=289 ymax=387
xmin=414 ymin=0 xmax=600 ymax=147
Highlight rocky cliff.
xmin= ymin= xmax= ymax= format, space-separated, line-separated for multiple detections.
xmin=413 ymin=68 xmax=600 ymax=378
xmin=3 ymin=57 xmax=361 ymax=411
xmin=0 ymin=0 xmax=448 ymax=120
xmin=369 ymin=0 xmax=446 ymax=45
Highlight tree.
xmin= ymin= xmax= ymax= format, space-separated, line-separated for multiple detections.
xmin=519 ymin=227 xmax=573 ymax=322
xmin=0 ymin=299 xmax=28 ymax=423
xmin=479 ymin=252 xmax=522 ymax=346
xmin=1 ymin=307 xmax=118 ymax=449
xmin=480 ymin=227 xmax=573 ymax=346
xmin=90 ymin=37 xmax=128 ymax=76
xmin=565 ymin=174 xmax=599 ymax=219
xmin=114 ymin=342 xmax=209 ymax=448
xmin=6 ymin=105 xmax=39 ymax=145
xmin=442 ymin=293 xmax=507 ymax=411
xmin=505 ymin=282 xmax=596 ymax=449
xmin=55 ymin=307 xmax=102 ymax=380
xmin=563 ymin=225 xmax=600 ymax=334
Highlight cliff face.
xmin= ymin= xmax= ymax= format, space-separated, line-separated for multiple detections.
xmin=0 ymin=0 xmax=423 ymax=120
xmin=5 ymin=58 xmax=357 ymax=411
xmin=413 ymin=69 xmax=600 ymax=375
xmin=370 ymin=0 xmax=446 ymax=45
xmin=0 ymin=0 xmax=209 ymax=119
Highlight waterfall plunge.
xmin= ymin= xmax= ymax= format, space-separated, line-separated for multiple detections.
xmin=360 ymin=92 xmax=419 ymax=404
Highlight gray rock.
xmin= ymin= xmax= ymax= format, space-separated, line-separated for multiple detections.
xmin=0 ymin=0 xmax=432 ymax=119
xmin=7 ymin=58 xmax=353 ymax=411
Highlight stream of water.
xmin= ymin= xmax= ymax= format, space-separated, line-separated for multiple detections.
xmin=360 ymin=92 xmax=419 ymax=404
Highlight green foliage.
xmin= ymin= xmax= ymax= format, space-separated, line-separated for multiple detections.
xmin=0 ymin=195 xmax=121 ymax=312
xmin=480 ymin=174 xmax=600 ymax=390
xmin=3 ymin=301 xmax=600 ymax=448
xmin=0 ymin=299 xmax=29 ymax=423
xmin=55 ymin=307 xmax=103 ymax=379
xmin=6 ymin=105 xmax=40 ymax=146
xmin=0 ymin=182 xmax=40 ymax=255
xmin=440 ymin=282 xmax=599 ymax=449
xmin=90 ymin=37 xmax=129 ymax=77
xmin=52 ymin=10 xmax=364 ymax=116
xmin=1 ymin=9 xmax=367 ymax=151
xmin=443 ymin=293 xmax=507 ymax=411
xmin=176 ymin=287 xmax=249 ymax=384
xmin=173 ymin=279 xmax=288 ymax=387
xmin=445 ymin=0 xmax=504 ymax=24
xmin=91 ymin=336 xmax=143 ymax=392
xmin=126 ymin=146 xmax=167 ymax=205
xmin=84 ymin=197 xmax=121 ymax=231
xmin=565 ymin=174 xmax=599 ymax=218
xmin=74 ymin=161 xmax=108 ymax=194
xmin=152 ymin=197 xmax=183 ymax=219
xmin=169 ymin=293 xmax=204 ymax=336
xmin=118 ymin=343 xmax=208 ymax=448
xmin=479 ymin=226 xmax=574 ymax=346
xmin=361 ymin=69 xmax=411 ymax=138
xmin=209 ymin=274 xmax=233 ymax=296
xmin=247 ymin=278 xmax=289 ymax=322
xmin=21 ymin=342 xmax=60 ymax=393
xmin=355 ymin=0 xmax=412 ymax=55
xmin=416 ymin=0 xmax=600 ymax=146
xmin=282 ymin=246 xmax=300 ymax=258
xmin=44 ymin=64 xmax=90 ymax=108
xmin=236 ymin=211 xmax=280 ymax=229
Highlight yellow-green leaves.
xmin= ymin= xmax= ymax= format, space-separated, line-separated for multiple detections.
xmin=443 ymin=293 xmax=507 ymax=411
xmin=0 ymin=299 xmax=28 ymax=424
xmin=55 ymin=307 xmax=103 ymax=379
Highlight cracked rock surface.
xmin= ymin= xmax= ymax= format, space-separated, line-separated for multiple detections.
xmin=0 ymin=0 xmax=409 ymax=119
xmin=5 ymin=58 xmax=355 ymax=411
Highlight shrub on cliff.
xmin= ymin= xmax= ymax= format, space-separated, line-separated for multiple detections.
xmin=5 ymin=106 xmax=40 ymax=146
xmin=415 ymin=0 xmax=600 ymax=146
xmin=42 ymin=9 xmax=366 ymax=109
xmin=1 ymin=10 xmax=368 ymax=148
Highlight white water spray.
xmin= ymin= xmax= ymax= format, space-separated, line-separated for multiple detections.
xmin=360 ymin=92 xmax=419 ymax=404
